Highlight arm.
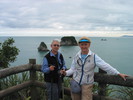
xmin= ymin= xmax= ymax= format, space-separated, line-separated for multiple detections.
xmin=95 ymin=54 xmax=128 ymax=80
xmin=58 ymin=53 xmax=67 ymax=70
xmin=65 ymin=59 xmax=76 ymax=76
xmin=41 ymin=57 xmax=50 ymax=73
xmin=60 ymin=58 xmax=76 ymax=76
xmin=62 ymin=57 xmax=67 ymax=70
xmin=95 ymin=54 xmax=120 ymax=75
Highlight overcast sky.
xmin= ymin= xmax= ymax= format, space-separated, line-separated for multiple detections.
xmin=0 ymin=0 xmax=133 ymax=36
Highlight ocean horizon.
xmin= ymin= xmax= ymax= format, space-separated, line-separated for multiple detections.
xmin=0 ymin=36 xmax=133 ymax=76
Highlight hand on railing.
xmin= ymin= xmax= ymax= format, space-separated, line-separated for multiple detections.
xmin=118 ymin=73 xmax=128 ymax=81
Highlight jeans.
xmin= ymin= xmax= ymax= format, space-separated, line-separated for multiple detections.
xmin=46 ymin=82 xmax=59 ymax=100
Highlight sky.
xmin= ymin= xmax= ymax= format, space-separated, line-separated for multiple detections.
xmin=0 ymin=0 xmax=133 ymax=36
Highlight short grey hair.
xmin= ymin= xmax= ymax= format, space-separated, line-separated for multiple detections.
xmin=51 ymin=39 xmax=61 ymax=45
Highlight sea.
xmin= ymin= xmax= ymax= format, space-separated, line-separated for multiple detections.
xmin=0 ymin=36 xmax=133 ymax=76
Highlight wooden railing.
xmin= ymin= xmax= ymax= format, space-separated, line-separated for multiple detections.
xmin=0 ymin=59 xmax=133 ymax=100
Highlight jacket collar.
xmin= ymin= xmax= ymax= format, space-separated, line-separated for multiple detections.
xmin=50 ymin=50 xmax=60 ymax=57
xmin=77 ymin=49 xmax=92 ymax=58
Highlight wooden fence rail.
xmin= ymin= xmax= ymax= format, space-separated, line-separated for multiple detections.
xmin=0 ymin=59 xmax=133 ymax=100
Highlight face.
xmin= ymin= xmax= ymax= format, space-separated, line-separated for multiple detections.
xmin=51 ymin=41 xmax=60 ymax=53
xmin=79 ymin=42 xmax=90 ymax=52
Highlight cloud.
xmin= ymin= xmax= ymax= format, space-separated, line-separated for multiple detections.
xmin=0 ymin=0 xmax=133 ymax=36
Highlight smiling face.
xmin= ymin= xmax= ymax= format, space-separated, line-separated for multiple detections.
xmin=79 ymin=42 xmax=90 ymax=54
xmin=51 ymin=41 xmax=60 ymax=54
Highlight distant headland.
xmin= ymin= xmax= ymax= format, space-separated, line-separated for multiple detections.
xmin=121 ymin=35 xmax=133 ymax=37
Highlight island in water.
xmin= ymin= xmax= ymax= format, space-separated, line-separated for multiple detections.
xmin=60 ymin=36 xmax=78 ymax=46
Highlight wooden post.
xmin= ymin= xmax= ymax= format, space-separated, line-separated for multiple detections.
xmin=29 ymin=59 xmax=39 ymax=100
xmin=98 ymin=69 xmax=107 ymax=98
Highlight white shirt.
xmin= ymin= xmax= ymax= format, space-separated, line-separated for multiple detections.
xmin=66 ymin=50 xmax=120 ymax=76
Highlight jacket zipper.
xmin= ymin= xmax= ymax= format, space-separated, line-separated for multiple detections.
xmin=78 ymin=56 xmax=89 ymax=85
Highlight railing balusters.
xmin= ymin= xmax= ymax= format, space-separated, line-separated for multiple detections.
xmin=29 ymin=59 xmax=39 ymax=100
xmin=98 ymin=69 xmax=107 ymax=99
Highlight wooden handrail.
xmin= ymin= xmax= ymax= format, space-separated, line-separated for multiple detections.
xmin=94 ymin=72 xmax=133 ymax=87
xmin=0 ymin=81 xmax=33 ymax=98
xmin=0 ymin=64 xmax=31 ymax=79
xmin=1 ymin=64 xmax=132 ymax=87
xmin=0 ymin=59 xmax=133 ymax=100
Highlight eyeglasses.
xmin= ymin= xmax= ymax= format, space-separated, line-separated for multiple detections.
xmin=53 ymin=44 xmax=60 ymax=47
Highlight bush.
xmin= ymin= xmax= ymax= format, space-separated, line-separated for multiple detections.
xmin=0 ymin=37 xmax=19 ymax=69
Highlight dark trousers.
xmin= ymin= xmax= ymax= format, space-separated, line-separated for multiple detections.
xmin=46 ymin=82 xmax=59 ymax=100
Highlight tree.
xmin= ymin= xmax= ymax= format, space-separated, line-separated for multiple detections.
xmin=0 ymin=37 xmax=20 ymax=69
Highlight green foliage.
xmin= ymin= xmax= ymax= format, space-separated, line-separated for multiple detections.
xmin=37 ymin=71 xmax=44 ymax=82
xmin=93 ymin=84 xmax=133 ymax=100
xmin=63 ymin=77 xmax=70 ymax=88
xmin=0 ymin=37 xmax=20 ymax=69
xmin=115 ymin=86 xmax=133 ymax=100
xmin=1 ymin=72 xmax=30 ymax=100
xmin=36 ymin=72 xmax=46 ymax=100
xmin=93 ymin=83 xmax=118 ymax=99
xmin=63 ymin=78 xmax=72 ymax=100
xmin=25 ymin=96 xmax=31 ymax=100
xmin=2 ymin=72 xmax=29 ymax=89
